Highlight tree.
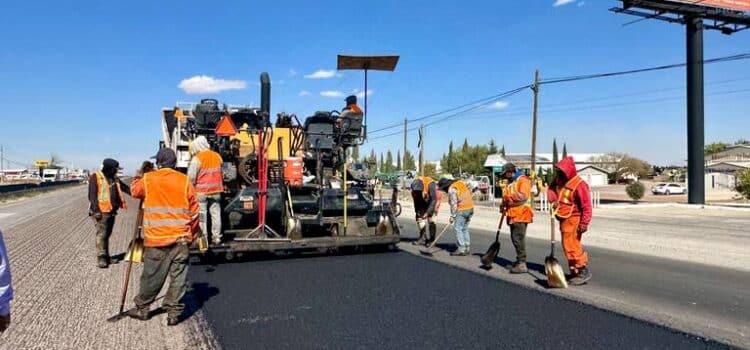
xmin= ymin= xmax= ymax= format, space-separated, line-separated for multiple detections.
xmin=403 ymin=150 xmax=416 ymax=170
xmin=736 ymin=139 xmax=750 ymax=145
xmin=562 ymin=143 xmax=568 ymax=158
xmin=488 ymin=139 xmax=498 ymax=154
xmin=552 ymin=139 xmax=559 ymax=166
xmin=423 ymin=163 xmax=439 ymax=179
xmin=592 ymin=152 xmax=651 ymax=182
xmin=500 ymin=145 xmax=506 ymax=156
xmin=735 ymin=169 xmax=750 ymax=200
xmin=379 ymin=153 xmax=384 ymax=173
xmin=705 ymin=142 xmax=729 ymax=156
xmin=385 ymin=151 xmax=394 ymax=173
xmin=626 ymin=182 xmax=645 ymax=202
xmin=351 ymin=145 xmax=359 ymax=162
xmin=396 ymin=150 xmax=402 ymax=171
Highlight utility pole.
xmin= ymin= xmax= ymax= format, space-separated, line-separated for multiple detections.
xmin=0 ymin=145 xmax=4 ymax=183
xmin=403 ymin=117 xmax=408 ymax=171
xmin=418 ymin=125 xmax=425 ymax=176
xmin=686 ymin=17 xmax=705 ymax=204
xmin=531 ymin=70 xmax=540 ymax=176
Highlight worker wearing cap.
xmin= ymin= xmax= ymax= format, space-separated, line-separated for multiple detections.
xmin=438 ymin=177 xmax=475 ymax=256
xmin=410 ymin=176 xmax=438 ymax=246
xmin=127 ymin=148 xmax=199 ymax=326
xmin=188 ymin=136 xmax=224 ymax=245
xmin=338 ymin=95 xmax=363 ymax=131
xmin=0 ymin=230 xmax=13 ymax=333
xmin=501 ymin=163 xmax=534 ymax=273
xmin=547 ymin=156 xmax=593 ymax=285
xmin=342 ymin=95 xmax=362 ymax=114
xmin=88 ymin=158 xmax=130 ymax=268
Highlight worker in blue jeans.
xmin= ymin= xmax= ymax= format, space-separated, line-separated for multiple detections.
xmin=0 ymin=230 xmax=13 ymax=332
xmin=438 ymin=177 xmax=475 ymax=256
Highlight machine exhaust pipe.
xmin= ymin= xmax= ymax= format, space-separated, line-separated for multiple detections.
xmin=260 ymin=72 xmax=271 ymax=119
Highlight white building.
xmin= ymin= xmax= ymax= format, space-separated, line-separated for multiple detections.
xmin=704 ymin=144 xmax=750 ymax=189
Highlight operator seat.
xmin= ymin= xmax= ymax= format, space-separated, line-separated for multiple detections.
xmin=338 ymin=109 xmax=364 ymax=145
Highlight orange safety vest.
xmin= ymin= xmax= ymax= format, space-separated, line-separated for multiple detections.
xmin=346 ymin=104 xmax=363 ymax=114
xmin=505 ymin=175 xmax=533 ymax=223
xmin=142 ymin=168 xmax=194 ymax=247
xmin=450 ymin=180 xmax=474 ymax=211
xmin=555 ymin=175 xmax=583 ymax=219
xmin=195 ymin=150 xmax=224 ymax=195
xmin=95 ymin=171 xmax=126 ymax=213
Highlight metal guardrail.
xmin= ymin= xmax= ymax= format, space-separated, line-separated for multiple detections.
xmin=0 ymin=180 xmax=82 ymax=195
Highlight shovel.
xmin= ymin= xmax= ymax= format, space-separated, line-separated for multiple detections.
xmin=480 ymin=210 xmax=506 ymax=269
xmin=419 ymin=223 xmax=452 ymax=256
xmin=544 ymin=212 xmax=568 ymax=289
xmin=107 ymin=202 xmax=144 ymax=322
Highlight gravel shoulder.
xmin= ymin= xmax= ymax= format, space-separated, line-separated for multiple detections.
xmin=0 ymin=187 xmax=218 ymax=350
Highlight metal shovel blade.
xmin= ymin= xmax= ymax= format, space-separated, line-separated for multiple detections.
xmin=124 ymin=238 xmax=144 ymax=263
xmin=544 ymin=256 xmax=568 ymax=289
xmin=480 ymin=241 xmax=500 ymax=268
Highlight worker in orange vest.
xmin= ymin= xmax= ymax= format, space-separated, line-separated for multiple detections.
xmin=342 ymin=95 xmax=363 ymax=114
xmin=547 ymin=156 xmax=593 ymax=285
xmin=127 ymin=148 xmax=199 ymax=326
xmin=88 ymin=158 xmax=130 ymax=268
xmin=338 ymin=95 xmax=363 ymax=131
xmin=410 ymin=176 xmax=439 ymax=246
xmin=438 ymin=177 xmax=475 ymax=256
xmin=501 ymin=163 xmax=534 ymax=273
xmin=188 ymin=136 xmax=224 ymax=245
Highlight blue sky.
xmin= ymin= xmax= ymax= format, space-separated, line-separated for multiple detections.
xmin=1 ymin=0 xmax=749 ymax=172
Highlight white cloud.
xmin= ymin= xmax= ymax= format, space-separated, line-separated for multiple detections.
xmin=553 ymin=0 xmax=575 ymax=6
xmin=288 ymin=69 xmax=298 ymax=77
xmin=354 ymin=89 xmax=374 ymax=98
xmin=178 ymin=75 xmax=247 ymax=94
xmin=304 ymin=69 xmax=341 ymax=79
xmin=320 ymin=90 xmax=345 ymax=98
xmin=488 ymin=101 xmax=510 ymax=110
xmin=299 ymin=90 xmax=311 ymax=96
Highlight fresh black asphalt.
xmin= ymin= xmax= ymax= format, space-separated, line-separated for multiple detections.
xmin=187 ymin=248 xmax=732 ymax=349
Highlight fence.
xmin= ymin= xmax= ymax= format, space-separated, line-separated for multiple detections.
xmin=538 ymin=191 xmax=600 ymax=212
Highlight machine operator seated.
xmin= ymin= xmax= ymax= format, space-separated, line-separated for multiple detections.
xmin=337 ymin=95 xmax=363 ymax=141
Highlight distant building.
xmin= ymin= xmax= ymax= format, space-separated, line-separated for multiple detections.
xmin=0 ymin=168 xmax=30 ymax=181
xmin=704 ymin=145 xmax=750 ymax=189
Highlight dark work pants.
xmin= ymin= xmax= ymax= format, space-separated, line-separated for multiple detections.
xmin=510 ymin=223 xmax=528 ymax=263
xmin=94 ymin=214 xmax=116 ymax=258
xmin=134 ymin=242 xmax=190 ymax=318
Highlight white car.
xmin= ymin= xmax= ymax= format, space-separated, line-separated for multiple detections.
xmin=651 ymin=183 xmax=686 ymax=195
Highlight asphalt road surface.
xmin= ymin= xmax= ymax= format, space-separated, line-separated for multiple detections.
xmin=189 ymin=250 xmax=733 ymax=349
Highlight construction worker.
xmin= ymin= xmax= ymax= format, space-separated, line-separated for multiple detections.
xmin=188 ymin=136 xmax=224 ymax=245
xmin=438 ymin=177 xmax=474 ymax=256
xmin=501 ymin=163 xmax=534 ymax=273
xmin=127 ymin=148 xmax=199 ymax=326
xmin=547 ymin=156 xmax=593 ymax=285
xmin=410 ymin=176 xmax=438 ymax=246
xmin=342 ymin=95 xmax=362 ymax=114
xmin=88 ymin=158 xmax=130 ymax=268
xmin=0 ymin=230 xmax=12 ymax=333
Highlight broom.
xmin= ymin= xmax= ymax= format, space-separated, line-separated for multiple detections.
xmin=544 ymin=210 xmax=568 ymax=289
xmin=419 ymin=223 xmax=453 ymax=256
xmin=480 ymin=209 xmax=506 ymax=268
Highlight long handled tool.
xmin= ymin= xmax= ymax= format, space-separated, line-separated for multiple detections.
xmin=419 ymin=223 xmax=452 ymax=256
xmin=544 ymin=211 xmax=568 ymax=289
xmin=480 ymin=210 xmax=506 ymax=268
xmin=107 ymin=202 xmax=144 ymax=322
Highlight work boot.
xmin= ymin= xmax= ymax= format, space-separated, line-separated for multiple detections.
xmin=509 ymin=261 xmax=528 ymax=274
xmin=167 ymin=316 xmax=181 ymax=326
xmin=450 ymin=248 xmax=468 ymax=256
xmin=125 ymin=308 xmax=149 ymax=321
xmin=412 ymin=237 xmax=426 ymax=246
xmin=97 ymin=256 xmax=109 ymax=269
xmin=569 ymin=266 xmax=592 ymax=285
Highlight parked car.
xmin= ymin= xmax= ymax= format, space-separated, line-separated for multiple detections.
xmin=651 ymin=183 xmax=686 ymax=195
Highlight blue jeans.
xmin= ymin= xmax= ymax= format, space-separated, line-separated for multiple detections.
xmin=453 ymin=209 xmax=474 ymax=252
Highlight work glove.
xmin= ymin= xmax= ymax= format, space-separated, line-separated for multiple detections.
xmin=0 ymin=313 xmax=10 ymax=333
xmin=578 ymin=225 xmax=588 ymax=234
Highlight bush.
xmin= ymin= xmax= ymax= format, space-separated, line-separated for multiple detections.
xmin=626 ymin=182 xmax=645 ymax=202
xmin=735 ymin=169 xmax=750 ymax=200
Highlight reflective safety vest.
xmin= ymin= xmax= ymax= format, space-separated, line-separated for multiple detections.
xmin=142 ymin=168 xmax=194 ymax=247
xmin=555 ymin=175 xmax=583 ymax=219
xmin=505 ymin=175 xmax=533 ymax=223
xmin=449 ymin=180 xmax=474 ymax=211
xmin=195 ymin=150 xmax=224 ymax=195
xmin=346 ymin=104 xmax=362 ymax=114
xmin=417 ymin=176 xmax=434 ymax=198
xmin=95 ymin=171 xmax=126 ymax=213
